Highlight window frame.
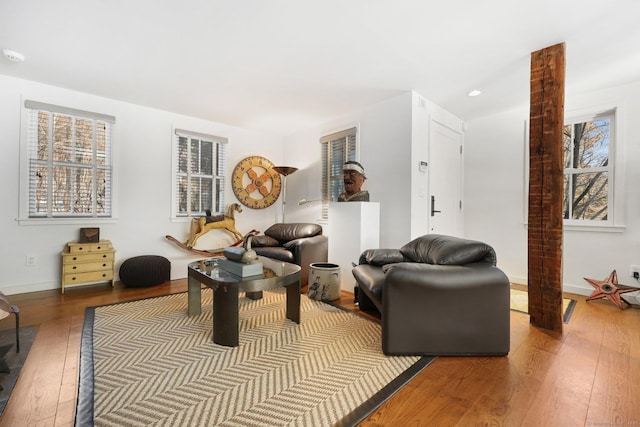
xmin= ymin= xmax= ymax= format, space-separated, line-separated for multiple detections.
xmin=562 ymin=109 xmax=615 ymax=226
xmin=19 ymin=100 xmax=115 ymax=224
xmin=171 ymin=128 xmax=228 ymax=221
xmin=320 ymin=126 xmax=359 ymax=221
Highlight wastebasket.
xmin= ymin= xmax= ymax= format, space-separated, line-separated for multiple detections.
xmin=308 ymin=262 xmax=341 ymax=301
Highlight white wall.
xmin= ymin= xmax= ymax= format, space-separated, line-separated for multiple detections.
xmin=282 ymin=92 xmax=414 ymax=249
xmin=0 ymin=75 xmax=285 ymax=294
xmin=464 ymin=81 xmax=640 ymax=295
xmin=0 ymin=79 xmax=462 ymax=295
xmin=410 ymin=94 xmax=430 ymax=239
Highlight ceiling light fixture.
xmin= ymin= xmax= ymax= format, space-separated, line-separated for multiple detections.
xmin=2 ymin=49 xmax=25 ymax=63
xmin=467 ymin=90 xmax=482 ymax=97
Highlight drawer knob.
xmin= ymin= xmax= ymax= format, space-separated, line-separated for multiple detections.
xmin=73 ymin=266 xmax=77 ymax=270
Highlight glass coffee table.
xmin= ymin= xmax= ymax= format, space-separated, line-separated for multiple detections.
xmin=187 ymin=256 xmax=301 ymax=347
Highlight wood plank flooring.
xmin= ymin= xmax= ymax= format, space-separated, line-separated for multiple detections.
xmin=0 ymin=280 xmax=638 ymax=426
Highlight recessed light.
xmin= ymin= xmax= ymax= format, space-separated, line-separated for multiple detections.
xmin=467 ymin=90 xmax=482 ymax=97
xmin=2 ymin=49 xmax=25 ymax=63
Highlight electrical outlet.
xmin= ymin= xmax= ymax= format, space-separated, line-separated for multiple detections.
xmin=25 ymin=254 xmax=36 ymax=266
xmin=630 ymin=264 xmax=640 ymax=279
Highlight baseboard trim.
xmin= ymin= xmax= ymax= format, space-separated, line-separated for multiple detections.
xmin=4 ymin=270 xmax=597 ymax=297
xmin=1 ymin=254 xmax=198 ymax=295
xmin=1 ymin=280 xmax=60 ymax=295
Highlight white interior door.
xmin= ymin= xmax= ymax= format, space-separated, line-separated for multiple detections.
xmin=429 ymin=120 xmax=463 ymax=236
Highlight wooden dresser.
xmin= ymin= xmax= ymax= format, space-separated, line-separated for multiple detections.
xmin=61 ymin=240 xmax=115 ymax=294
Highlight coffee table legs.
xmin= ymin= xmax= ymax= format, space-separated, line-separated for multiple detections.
xmin=285 ymin=281 xmax=301 ymax=324
xmin=189 ymin=278 xmax=301 ymax=347
xmin=213 ymin=283 xmax=240 ymax=347
xmin=189 ymin=278 xmax=256 ymax=347
xmin=187 ymin=276 xmax=201 ymax=316
xmin=245 ymin=291 xmax=263 ymax=300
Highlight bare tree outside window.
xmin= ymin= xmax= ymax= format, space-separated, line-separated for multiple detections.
xmin=563 ymin=113 xmax=612 ymax=221
xmin=28 ymin=103 xmax=113 ymax=218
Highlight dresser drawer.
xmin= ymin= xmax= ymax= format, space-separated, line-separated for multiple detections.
xmin=64 ymin=270 xmax=114 ymax=286
xmin=63 ymin=252 xmax=114 ymax=264
xmin=63 ymin=261 xmax=112 ymax=274
xmin=68 ymin=240 xmax=113 ymax=254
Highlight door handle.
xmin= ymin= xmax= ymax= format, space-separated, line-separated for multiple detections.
xmin=431 ymin=195 xmax=441 ymax=216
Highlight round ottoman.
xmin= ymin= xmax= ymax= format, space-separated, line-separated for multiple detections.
xmin=119 ymin=255 xmax=171 ymax=288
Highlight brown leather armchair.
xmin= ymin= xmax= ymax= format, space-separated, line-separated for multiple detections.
xmin=352 ymin=234 xmax=510 ymax=356
xmin=252 ymin=223 xmax=328 ymax=287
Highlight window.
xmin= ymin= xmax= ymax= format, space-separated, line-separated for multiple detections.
xmin=563 ymin=110 xmax=614 ymax=223
xmin=173 ymin=129 xmax=227 ymax=218
xmin=24 ymin=100 xmax=114 ymax=218
xmin=320 ymin=127 xmax=357 ymax=220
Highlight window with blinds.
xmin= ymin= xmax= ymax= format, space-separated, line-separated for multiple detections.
xmin=174 ymin=129 xmax=227 ymax=218
xmin=320 ymin=127 xmax=357 ymax=220
xmin=25 ymin=100 xmax=114 ymax=218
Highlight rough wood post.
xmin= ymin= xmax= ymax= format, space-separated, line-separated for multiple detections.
xmin=528 ymin=43 xmax=565 ymax=332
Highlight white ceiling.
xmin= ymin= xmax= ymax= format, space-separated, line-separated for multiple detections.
xmin=2 ymin=0 xmax=640 ymax=136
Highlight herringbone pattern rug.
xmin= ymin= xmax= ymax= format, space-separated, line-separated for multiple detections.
xmin=77 ymin=289 xmax=433 ymax=426
xmin=510 ymin=288 xmax=576 ymax=323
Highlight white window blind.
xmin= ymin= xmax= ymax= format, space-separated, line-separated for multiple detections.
xmin=174 ymin=129 xmax=228 ymax=218
xmin=320 ymin=127 xmax=357 ymax=220
xmin=25 ymin=100 xmax=115 ymax=218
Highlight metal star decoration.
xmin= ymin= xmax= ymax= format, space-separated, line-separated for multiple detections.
xmin=584 ymin=270 xmax=640 ymax=309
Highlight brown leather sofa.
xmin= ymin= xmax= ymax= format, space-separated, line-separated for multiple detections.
xmin=352 ymin=234 xmax=510 ymax=356
xmin=252 ymin=223 xmax=328 ymax=287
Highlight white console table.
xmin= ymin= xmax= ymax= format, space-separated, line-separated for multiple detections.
xmin=328 ymin=202 xmax=380 ymax=292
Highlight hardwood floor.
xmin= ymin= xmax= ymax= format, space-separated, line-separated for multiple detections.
xmin=0 ymin=281 xmax=638 ymax=426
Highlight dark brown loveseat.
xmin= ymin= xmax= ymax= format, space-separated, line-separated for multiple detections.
xmin=352 ymin=234 xmax=510 ymax=356
xmin=252 ymin=223 xmax=328 ymax=287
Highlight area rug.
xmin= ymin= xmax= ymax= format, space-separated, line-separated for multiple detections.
xmin=510 ymin=288 xmax=577 ymax=323
xmin=76 ymin=289 xmax=434 ymax=426
xmin=0 ymin=326 xmax=37 ymax=416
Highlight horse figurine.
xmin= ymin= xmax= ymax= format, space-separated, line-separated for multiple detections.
xmin=185 ymin=203 xmax=243 ymax=248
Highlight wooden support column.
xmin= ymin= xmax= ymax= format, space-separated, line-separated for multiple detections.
xmin=528 ymin=43 xmax=565 ymax=333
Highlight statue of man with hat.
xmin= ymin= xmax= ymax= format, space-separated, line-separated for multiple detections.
xmin=338 ymin=161 xmax=370 ymax=202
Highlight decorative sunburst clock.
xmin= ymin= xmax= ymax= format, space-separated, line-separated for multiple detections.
xmin=231 ymin=156 xmax=282 ymax=209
